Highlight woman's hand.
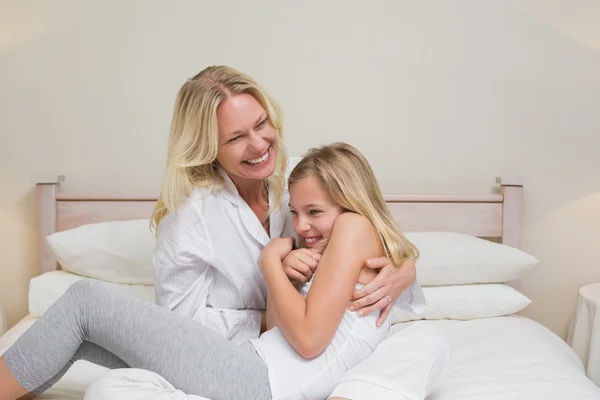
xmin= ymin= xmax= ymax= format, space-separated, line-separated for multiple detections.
xmin=282 ymin=249 xmax=321 ymax=284
xmin=349 ymin=258 xmax=417 ymax=327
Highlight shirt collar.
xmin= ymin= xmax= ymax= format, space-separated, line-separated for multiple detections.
xmin=217 ymin=167 xmax=241 ymax=206
xmin=216 ymin=167 xmax=288 ymax=241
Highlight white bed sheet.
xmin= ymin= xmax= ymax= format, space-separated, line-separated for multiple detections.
xmin=422 ymin=316 xmax=600 ymax=399
xmin=1 ymin=315 xmax=599 ymax=399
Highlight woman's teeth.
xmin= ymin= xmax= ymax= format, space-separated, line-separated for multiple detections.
xmin=245 ymin=151 xmax=269 ymax=165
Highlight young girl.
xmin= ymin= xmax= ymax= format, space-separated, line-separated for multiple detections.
xmin=0 ymin=143 xmax=435 ymax=400
xmin=249 ymin=142 xmax=420 ymax=399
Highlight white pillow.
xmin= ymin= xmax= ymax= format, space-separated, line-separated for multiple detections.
xmin=405 ymin=232 xmax=540 ymax=286
xmin=46 ymin=221 xmax=538 ymax=287
xmin=29 ymin=270 xmax=156 ymax=317
xmin=391 ymin=283 xmax=531 ymax=324
xmin=46 ymin=219 xmax=155 ymax=284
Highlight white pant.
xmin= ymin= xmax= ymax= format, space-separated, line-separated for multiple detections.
xmin=85 ymin=322 xmax=450 ymax=400
xmin=84 ymin=368 xmax=211 ymax=400
xmin=329 ymin=322 xmax=451 ymax=400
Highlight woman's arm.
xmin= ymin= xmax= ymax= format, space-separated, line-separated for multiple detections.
xmin=155 ymin=237 xmax=265 ymax=342
xmin=154 ymin=205 xmax=264 ymax=343
xmin=349 ymin=258 xmax=419 ymax=326
xmin=259 ymin=213 xmax=382 ymax=358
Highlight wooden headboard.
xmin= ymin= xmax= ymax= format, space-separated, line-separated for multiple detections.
xmin=35 ymin=175 xmax=524 ymax=274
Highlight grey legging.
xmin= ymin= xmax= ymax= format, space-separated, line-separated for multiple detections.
xmin=3 ymin=279 xmax=271 ymax=400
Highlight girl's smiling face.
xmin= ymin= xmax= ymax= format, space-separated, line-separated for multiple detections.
xmin=289 ymin=175 xmax=345 ymax=251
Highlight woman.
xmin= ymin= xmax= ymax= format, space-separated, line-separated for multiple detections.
xmin=149 ymin=65 xmax=424 ymax=347
xmin=0 ymin=66 xmax=425 ymax=399
xmin=0 ymin=144 xmax=448 ymax=400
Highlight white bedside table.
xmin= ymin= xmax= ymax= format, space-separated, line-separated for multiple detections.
xmin=567 ymin=282 xmax=600 ymax=386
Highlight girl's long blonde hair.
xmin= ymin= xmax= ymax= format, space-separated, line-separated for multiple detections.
xmin=288 ymin=142 xmax=419 ymax=267
xmin=151 ymin=66 xmax=288 ymax=234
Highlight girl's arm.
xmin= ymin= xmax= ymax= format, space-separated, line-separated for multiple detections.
xmin=265 ymin=292 xmax=280 ymax=330
xmin=259 ymin=213 xmax=382 ymax=358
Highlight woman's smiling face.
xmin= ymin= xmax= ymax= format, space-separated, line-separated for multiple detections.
xmin=216 ymin=93 xmax=278 ymax=185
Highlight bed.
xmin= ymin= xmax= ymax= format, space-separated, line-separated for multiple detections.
xmin=1 ymin=175 xmax=599 ymax=399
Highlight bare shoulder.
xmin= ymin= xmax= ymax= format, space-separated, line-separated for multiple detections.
xmin=328 ymin=212 xmax=383 ymax=260
xmin=333 ymin=212 xmax=371 ymax=229
xmin=330 ymin=212 xmax=377 ymax=241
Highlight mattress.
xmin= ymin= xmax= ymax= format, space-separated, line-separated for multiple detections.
xmin=1 ymin=315 xmax=599 ymax=399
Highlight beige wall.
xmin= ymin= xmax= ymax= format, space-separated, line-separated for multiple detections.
xmin=1 ymin=0 xmax=599 ymax=339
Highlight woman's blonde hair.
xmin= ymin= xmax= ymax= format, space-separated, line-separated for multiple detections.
xmin=151 ymin=66 xmax=288 ymax=233
xmin=288 ymin=142 xmax=419 ymax=267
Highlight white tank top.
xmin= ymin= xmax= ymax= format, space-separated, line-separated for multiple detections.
xmin=250 ymin=278 xmax=391 ymax=400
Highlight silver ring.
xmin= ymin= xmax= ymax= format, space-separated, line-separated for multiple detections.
xmin=385 ymin=295 xmax=392 ymax=304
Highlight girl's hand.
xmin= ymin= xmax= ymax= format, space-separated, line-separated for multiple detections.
xmin=261 ymin=237 xmax=295 ymax=264
xmin=282 ymin=249 xmax=321 ymax=284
